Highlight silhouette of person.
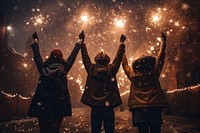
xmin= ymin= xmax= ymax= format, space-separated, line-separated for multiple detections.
xmin=27 ymin=32 xmax=81 ymax=133
xmin=122 ymin=32 xmax=169 ymax=133
xmin=79 ymin=31 xmax=126 ymax=133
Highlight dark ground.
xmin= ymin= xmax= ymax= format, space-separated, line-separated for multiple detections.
xmin=0 ymin=109 xmax=200 ymax=133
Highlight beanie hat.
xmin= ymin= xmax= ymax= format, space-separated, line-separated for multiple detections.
xmin=50 ymin=49 xmax=63 ymax=61
xmin=94 ymin=51 xmax=110 ymax=66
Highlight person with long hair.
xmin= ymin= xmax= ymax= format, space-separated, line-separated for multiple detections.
xmin=122 ymin=32 xmax=169 ymax=133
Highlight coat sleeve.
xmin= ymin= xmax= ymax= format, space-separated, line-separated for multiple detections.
xmin=64 ymin=43 xmax=81 ymax=72
xmin=155 ymin=41 xmax=166 ymax=75
xmin=81 ymin=43 xmax=92 ymax=73
xmin=31 ymin=43 xmax=44 ymax=74
xmin=111 ymin=43 xmax=125 ymax=75
xmin=122 ymin=54 xmax=134 ymax=80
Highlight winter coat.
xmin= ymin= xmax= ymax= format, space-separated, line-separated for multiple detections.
xmin=28 ymin=43 xmax=81 ymax=119
xmin=80 ymin=43 xmax=125 ymax=108
xmin=122 ymin=43 xmax=169 ymax=110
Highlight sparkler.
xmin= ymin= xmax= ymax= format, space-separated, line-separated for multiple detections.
xmin=31 ymin=14 xmax=49 ymax=27
xmin=79 ymin=12 xmax=94 ymax=26
xmin=114 ymin=18 xmax=126 ymax=28
xmin=26 ymin=9 xmax=50 ymax=31
xmin=81 ymin=14 xmax=89 ymax=23
xmin=152 ymin=14 xmax=161 ymax=24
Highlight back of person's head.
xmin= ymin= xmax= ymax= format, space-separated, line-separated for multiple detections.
xmin=49 ymin=49 xmax=64 ymax=63
xmin=94 ymin=51 xmax=110 ymax=66
xmin=132 ymin=56 xmax=155 ymax=74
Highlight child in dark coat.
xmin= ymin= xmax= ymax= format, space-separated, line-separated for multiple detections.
xmin=79 ymin=31 xmax=126 ymax=133
xmin=122 ymin=32 xmax=169 ymax=133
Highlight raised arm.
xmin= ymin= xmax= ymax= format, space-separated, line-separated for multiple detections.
xmin=155 ymin=32 xmax=167 ymax=75
xmin=122 ymin=54 xmax=134 ymax=80
xmin=79 ymin=31 xmax=92 ymax=73
xmin=31 ymin=32 xmax=43 ymax=74
xmin=112 ymin=34 xmax=126 ymax=74
xmin=81 ymin=43 xmax=92 ymax=73
xmin=64 ymin=43 xmax=81 ymax=72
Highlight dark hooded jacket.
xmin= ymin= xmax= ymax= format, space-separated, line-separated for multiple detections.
xmin=80 ymin=43 xmax=125 ymax=108
xmin=122 ymin=42 xmax=169 ymax=110
xmin=28 ymin=42 xmax=81 ymax=119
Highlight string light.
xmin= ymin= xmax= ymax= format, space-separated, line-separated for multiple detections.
xmin=120 ymin=84 xmax=200 ymax=96
xmin=19 ymin=95 xmax=30 ymax=100
xmin=1 ymin=91 xmax=16 ymax=98
xmin=166 ymin=84 xmax=200 ymax=94
xmin=1 ymin=91 xmax=30 ymax=100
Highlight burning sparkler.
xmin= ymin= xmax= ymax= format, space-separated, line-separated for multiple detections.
xmin=26 ymin=9 xmax=50 ymax=31
xmin=114 ymin=18 xmax=126 ymax=28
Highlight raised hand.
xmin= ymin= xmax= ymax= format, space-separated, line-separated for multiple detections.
xmin=161 ymin=32 xmax=166 ymax=42
xmin=32 ymin=32 xmax=39 ymax=41
xmin=79 ymin=30 xmax=85 ymax=42
xmin=120 ymin=34 xmax=126 ymax=42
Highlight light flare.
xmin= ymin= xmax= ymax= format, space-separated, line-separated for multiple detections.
xmin=152 ymin=14 xmax=161 ymax=23
xmin=114 ymin=18 xmax=126 ymax=28
xmin=7 ymin=26 xmax=12 ymax=31
xmin=81 ymin=15 xmax=89 ymax=23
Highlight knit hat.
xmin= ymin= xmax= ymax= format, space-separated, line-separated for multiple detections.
xmin=50 ymin=49 xmax=63 ymax=61
xmin=94 ymin=51 xmax=110 ymax=66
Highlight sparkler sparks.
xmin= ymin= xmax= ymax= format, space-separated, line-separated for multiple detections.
xmin=79 ymin=12 xmax=95 ymax=26
xmin=4 ymin=0 xmax=195 ymax=103
xmin=152 ymin=14 xmax=161 ymax=23
xmin=32 ymin=14 xmax=50 ymax=27
xmin=81 ymin=14 xmax=89 ymax=23
xmin=26 ymin=10 xmax=50 ymax=31
xmin=114 ymin=18 xmax=126 ymax=28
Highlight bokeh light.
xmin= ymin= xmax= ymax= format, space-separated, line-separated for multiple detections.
xmin=7 ymin=26 xmax=12 ymax=31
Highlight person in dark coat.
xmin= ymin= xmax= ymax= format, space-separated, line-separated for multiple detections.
xmin=79 ymin=31 xmax=126 ymax=133
xmin=27 ymin=32 xmax=81 ymax=133
xmin=122 ymin=32 xmax=169 ymax=133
